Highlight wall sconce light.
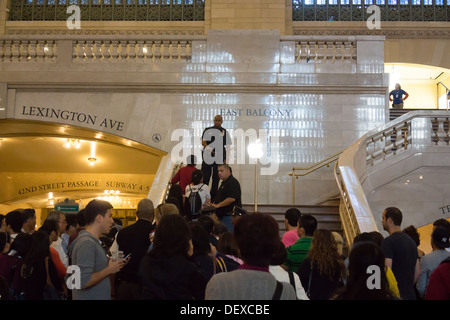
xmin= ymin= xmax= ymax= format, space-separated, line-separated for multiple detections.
xmin=64 ymin=138 xmax=81 ymax=149
xmin=88 ymin=156 xmax=97 ymax=166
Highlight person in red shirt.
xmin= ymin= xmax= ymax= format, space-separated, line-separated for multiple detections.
xmin=425 ymin=256 xmax=450 ymax=300
xmin=171 ymin=155 xmax=197 ymax=195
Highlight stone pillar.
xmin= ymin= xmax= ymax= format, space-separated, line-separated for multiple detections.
xmin=0 ymin=0 xmax=8 ymax=35
xmin=206 ymin=0 xmax=288 ymax=35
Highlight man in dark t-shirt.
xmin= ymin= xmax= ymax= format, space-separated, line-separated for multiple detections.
xmin=381 ymin=207 xmax=420 ymax=300
xmin=201 ymin=115 xmax=232 ymax=201
xmin=211 ymin=164 xmax=241 ymax=232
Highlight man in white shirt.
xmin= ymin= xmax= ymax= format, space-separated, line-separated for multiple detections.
xmin=46 ymin=210 xmax=69 ymax=267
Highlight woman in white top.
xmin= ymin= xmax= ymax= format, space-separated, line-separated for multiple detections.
xmin=184 ymin=169 xmax=211 ymax=208
xmin=270 ymin=242 xmax=309 ymax=300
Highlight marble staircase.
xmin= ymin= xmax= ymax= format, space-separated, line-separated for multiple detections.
xmin=241 ymin=200 xmax=342 ymax=238
xmin=389 ymin=108 xmax=423 ymax=121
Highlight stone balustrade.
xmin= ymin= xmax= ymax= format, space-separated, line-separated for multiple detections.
xmin=0 ymin=35 xmax=361 ymax=65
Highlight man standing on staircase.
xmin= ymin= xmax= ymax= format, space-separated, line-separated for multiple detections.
xmin=201 ymin=115 xmax=232 ymax=201
xmin=389 ymin=83 xmax=409 ymax=109
xmin=211 ymin=164 xmax=241 ymax=232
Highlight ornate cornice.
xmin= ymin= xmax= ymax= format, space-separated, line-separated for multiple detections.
xmin=6 ymin=29 xmax=205 ymax=36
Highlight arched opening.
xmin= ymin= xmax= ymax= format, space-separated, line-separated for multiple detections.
xmin=0 ymin=119 xmax=166 ymax=227
xmin=385 ymin=63 xmax=450 ymax=110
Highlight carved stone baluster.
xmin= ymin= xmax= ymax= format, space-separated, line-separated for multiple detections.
xmin=0 ymin=41 xmax=4 ymax=62
xmin=19 ymin=40 xmax=28 ymax=62
xmin=166 ymin=41 xmax=174 ymax=60
xmin=36 ymin=41 xmax=45 ymax=62
xmin=313 ymin=42 xmax=319 ymax=62
xmin=11 ymin=40 xmax=20 ymax=62
xmin=4 ymin=41 xmax=13 ymax=62
xmin=390 ymin=127 xmax=398 ymax=153
xmin=83 ymin=40 xmax=94 ymax=62
xmin=401 ymin=121 xmax=408 ymax=149
xmin=50 ymin=41 xmax=57 ymax=62
xmin=159 ymin=41 xmax=167 ymax=61
xmin=328 ymin=42 xmax=336 ymax=63
xmin=127 ymin=41 xmax=136 ymax=61
xmin=136 ymin=41 xmax=144 ymax=61
xmin=295 ymin=42 xmax=301 ymax=63
xmin=178 ymin=41 xmax=186 ymax=61
xmin=26 ymin=40 xmax=36 ymax=62
xmin=431 ymin=117 xmax=440 ymax=145
xmin=349 ymin=42 xmax=355 ymax=61
xmin=151 ymin=41 xmax=157 ymax=62
xmin=43 ymin=42 xmax=50 ymax=62
xmin=101 ymin=41 xmax=110 ymax=61
xmin=109 ymin=41 xmax=119 ymax=62
xmin=117 ymin=41 xmax=127 ymax=61
xmin=72 ymin=41 xmax=80 ymax=61
xmin=93 ymin=40 xmax=103 ymax=61
xmin=185 ymin=42 xmax=191 ymax=62
xmin=444 ymin=118 xmax=450 ymax=145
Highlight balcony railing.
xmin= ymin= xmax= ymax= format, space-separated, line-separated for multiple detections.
xmin=335 ymin=110 xmax=450 ymax=247
xmin=0 ymin=35 xmax=365 ymax=65
xmin=8 ymin=0 xmax=205 ymax=21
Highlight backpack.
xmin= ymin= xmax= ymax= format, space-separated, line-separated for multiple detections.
xmin=185 ymin=184 xmax=204 ymax=220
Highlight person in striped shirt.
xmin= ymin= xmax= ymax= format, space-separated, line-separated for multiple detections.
xmin=282 ymin=214 xmax=318 ymax=273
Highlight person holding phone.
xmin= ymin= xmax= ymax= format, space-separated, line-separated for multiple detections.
xmin=68 ymin=200 xmax=129 ymax=300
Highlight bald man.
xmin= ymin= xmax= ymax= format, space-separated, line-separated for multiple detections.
xmin=201 ymin=115 xmax=232 ymax=201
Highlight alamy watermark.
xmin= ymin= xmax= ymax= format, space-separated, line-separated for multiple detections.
xmin=366 ymin=5 xmax=381 ymax=30
xmin=66 ymin=265 xmax=81 ymax=290
xmin=366 ymin=265 xmax=381 ymax=290
xmin=67 ymin=5 xmax=81 ymax=30
xmin=170 ymin=123 xmax=280 ymax=176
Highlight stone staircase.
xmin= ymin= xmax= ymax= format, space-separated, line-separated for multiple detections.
xmin=389 ymin=108 xmax=423 ymax=121
xmin=241 ymin=201 xmax=342 ymax=238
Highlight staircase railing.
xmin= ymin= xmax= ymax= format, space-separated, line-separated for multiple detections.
xmin=289 ymin=151 xmax=342 ymax=205
xmin=334 ymin=110 xmax=450 ymax=247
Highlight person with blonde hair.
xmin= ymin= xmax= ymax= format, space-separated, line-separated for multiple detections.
xmin=332 ymin=231 xmax=345 ymax=258
xmin=297 ymin=229 xmax=345 ymax=300
xmin=154 ymin=203 xmax=179 ymax=225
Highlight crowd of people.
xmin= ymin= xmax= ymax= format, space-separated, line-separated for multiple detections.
xmin=0 ymin=116 xmax=449 ymax=301
xmin=1 ymin=197 xmax=449 ymax=300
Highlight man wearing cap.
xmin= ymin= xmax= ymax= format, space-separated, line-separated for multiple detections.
xmin=416 ymin=227 xmax=450 ymax=298
xmin=111 ymin=199 xmax=155 ymax=300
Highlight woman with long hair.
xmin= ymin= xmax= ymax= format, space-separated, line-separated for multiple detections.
xmin=166 ymin=184 xmax=185 ymax=216
xmin=297 ymin=229 xmax=345 ymax=300
xmin=138 ymin=214 xmax=207 ymax=300
xmin=20 ymin=230 xmax=51 ymax=300
xmin=332 ymin=241 xmax=396 ymax=300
